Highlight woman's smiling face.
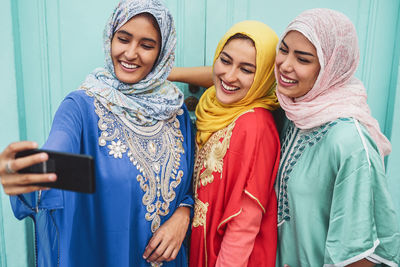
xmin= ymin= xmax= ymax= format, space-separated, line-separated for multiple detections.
xmin=275 ymin=30 xmax=320 ymax=98
xmin=213 ymin=37 xmax=256 ymax=105
xmin=111 ymin=13 xmax=161 ymax=84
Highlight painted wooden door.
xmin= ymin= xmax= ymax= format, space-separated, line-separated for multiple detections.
xmin=1 ymin=0 xmax=399 ymax=266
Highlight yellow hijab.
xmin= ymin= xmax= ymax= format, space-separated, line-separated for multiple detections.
xmin=195 ymin=20 xmax=279 ymax=147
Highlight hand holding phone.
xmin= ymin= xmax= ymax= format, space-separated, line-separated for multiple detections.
xmin=16 ymin=149 xmax=95 ymax=193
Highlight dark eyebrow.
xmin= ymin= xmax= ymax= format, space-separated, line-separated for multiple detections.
xmin=115 ymin=31 xmax=157 ymax=44
xmin=116 ymin=30 xmax=132 ymax=37
xmin=220 ymin=51 xmax=256 ymax=69
xmin=221 ymin=51 xmax=233 ymax=61
xmin=241 ymin=62 xmax=256 ymax=69
xmin=281 ymin=39 xmax=288 ymax=48
xmin=282 ymin=38 xmax=315 ymax=57
xmin=294 ymin=50 xmax=315 ymax=57
xmin=142 ymin=38 xmax=157 ymax=45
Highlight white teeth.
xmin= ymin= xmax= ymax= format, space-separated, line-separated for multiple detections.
xmin=281 ymin=75 xmax=297 ymax=84
xmin=221 ymin=80 xmax=239 ymax=91
xmin=121 ymin=62 xmax=139 ymax=69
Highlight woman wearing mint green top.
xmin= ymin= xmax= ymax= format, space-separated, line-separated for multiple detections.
xmin=275 ymin=8 xmax=399 ymax=267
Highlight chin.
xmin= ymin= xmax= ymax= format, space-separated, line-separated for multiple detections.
xmin=277 ymin=86 xmax=293 ymax=98
xmin=215 ymin=92 xmax=229 ymax=105
xmin=216 ymin=93 xmax=238 ymax=105
xmin=116 ymin=73 xmax=141 ymax=84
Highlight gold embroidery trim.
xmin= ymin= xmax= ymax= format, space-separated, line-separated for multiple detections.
xmin=92 ymin=94 xmax=185 ymax=234
xmin=192 ymin=198 xmax=209 ymax=267
xmin=244 ymin=189 xmax=266 ymax=213
xmin=191 ymin=109 xmax=255 ymax=267
xmin=193 ymin=198 xmax=209 ymax=228
xmin=217 ymin=209 xmax=242 ymax=231
xmin=193 ymin=122 xmax=235 ymax=189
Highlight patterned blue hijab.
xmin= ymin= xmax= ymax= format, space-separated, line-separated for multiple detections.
xmin=81 ymin=0 xmax=184 ymax=126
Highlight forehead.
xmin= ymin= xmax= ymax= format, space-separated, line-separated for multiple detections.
xmin=222 ymin=38 xmax=256 ymax=63
xmin=117 ymin=14 xmax=160 ymax=40
xmin=283 ymin=31 xmax=316 ymax=52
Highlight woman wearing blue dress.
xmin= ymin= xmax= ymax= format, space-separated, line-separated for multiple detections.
xmin=0 ymin=0 xmax=194 ymax=266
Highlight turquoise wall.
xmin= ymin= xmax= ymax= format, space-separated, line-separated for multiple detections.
xmin=1 ymin=0 xmax=399 ymax=266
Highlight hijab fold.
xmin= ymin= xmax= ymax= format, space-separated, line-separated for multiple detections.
xmin=80 ymin=0 xmax=183 ymax=126
xmin=196 ymin=21 xmax=279 ymax=147
xmin=276 ymin=8 xmax=391 ymax=157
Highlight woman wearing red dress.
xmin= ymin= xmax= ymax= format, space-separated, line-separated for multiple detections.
xmin=187 ymin=21 xmax=280 ymax=267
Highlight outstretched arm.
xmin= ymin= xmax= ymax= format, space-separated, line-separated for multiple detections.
xmin=168 ymin=66 xmax=213 ymax=88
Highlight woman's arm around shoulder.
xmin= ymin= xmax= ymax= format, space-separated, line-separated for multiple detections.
xmin=168 ymin=66 xmax=213 ymax=88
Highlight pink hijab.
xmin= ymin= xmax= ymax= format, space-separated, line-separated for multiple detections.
xmin=276 ymin=8 xmax=391 ymax=157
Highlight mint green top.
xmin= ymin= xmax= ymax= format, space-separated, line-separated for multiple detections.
xmin=276 ymin=118 xmax=400 ymax=267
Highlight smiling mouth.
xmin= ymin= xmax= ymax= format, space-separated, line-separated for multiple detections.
xmin=221 ymin=80 xmax=240 ymax=91
xmin=280 ymin=75 xmax=297 ymax=84
xmin=120 ymin=61 xmax=139 ymax=70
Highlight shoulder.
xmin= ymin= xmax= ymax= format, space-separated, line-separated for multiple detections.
xmin=175 ymin=104 xmax=193 ymax=128
xmin=324 ymin=118 xmax=375 ymax=151
xmin=233 ymin=108 xmax=278 ymax=139
xmin=230 ymin=108 xmax=279 ymax=148
xmin=50 ymin=91 xmax=97 ymax=128
xmin=234 ymin=108 xmax=277 ymax=132
xmin=322 ymin=118 xmax=382 ymax=170
xmin=58 ymin=90 xmax=95 ymax=114
xmin=64 ymin=90 xmax=93 ymax=104
xmin=177 ymin=103 xmax=191 ymax=120
xmin=171 ymin=104 xmax=194 ymax=143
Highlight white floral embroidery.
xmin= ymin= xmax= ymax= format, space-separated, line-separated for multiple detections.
xmin=107 ymin=140 xmax=127 ymax=158
xmin=91 ymin=93 xmax=185 ymax=233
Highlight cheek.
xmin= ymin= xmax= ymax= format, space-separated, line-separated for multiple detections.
xmin=149 ymin=51 xmax=159 ymax=64
xmin=213 ymin=59 xmax=223 ymax=76
xmin=212 ymin=69 xmax=221 ymax=89
xmin=242 ymin=74 xmax=255 ymax=90
xmin=311 ymin=66 xmax=321 ymax=84
xmin=275 ymin=54 xmax=284 ymax=67
xmin=110 ymin=46 xmax=119 ymax=69
xmin=303 ymin=68 xmax=319 ymax=87
xmin=141 ymin=52 xmax=153 ymax=65
xmin=297 ymin=67 xmax=313 ymax=84
xmin=110 ymin=39 xmax=119 ymax=57
xmin=212 ymin=62 xmax=224 ymax=85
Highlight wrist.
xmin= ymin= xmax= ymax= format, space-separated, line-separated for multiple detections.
xmin=174 ymin=206 xmax=190 ymax=224
xmin=168 ymin=67 xmax=180 ymax=82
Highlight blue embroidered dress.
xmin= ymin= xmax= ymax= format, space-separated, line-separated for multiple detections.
xmin=276 ymin=118 xmax=400 ymax=266
xmin=11 ymin=90 xmax=194 ymax=267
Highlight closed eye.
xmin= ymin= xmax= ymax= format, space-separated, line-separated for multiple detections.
xmin=117 ymin=37 xmax=129 ymax=43
xmin=279 ymin=47 xmax=288 ymax=54
xmin=141 ymin=43 xmax=156 ymax=50
xmin=298 ymin=57 xmax=311 ymax=63
xmin=220 ymin=57 xmax=230 ymax=65
xmin=241 ymin=67 xmax=254 ymax=74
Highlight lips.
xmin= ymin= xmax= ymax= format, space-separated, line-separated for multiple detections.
xmin=279 ymin=74 xmax=298 ymax=86
xmin=120 ymin=61 xmax=139 ymax=72
xmin=221 ymin=80 xmax=240 ymax=92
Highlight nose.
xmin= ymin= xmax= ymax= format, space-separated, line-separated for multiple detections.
xmin=279 ymin=55 xmax=294 ymax=73
xmin=124 ymin=43 xmax=138 ymax=60
xmin=224 ymin=66 xmax=237 ymax=83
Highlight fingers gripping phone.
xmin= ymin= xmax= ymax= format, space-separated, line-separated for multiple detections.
xmin=16 ymin=149 xmax=95 ymax=193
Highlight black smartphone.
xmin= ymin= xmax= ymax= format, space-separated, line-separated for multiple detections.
xmin=15 ymin=149 xmax=95 ymax=194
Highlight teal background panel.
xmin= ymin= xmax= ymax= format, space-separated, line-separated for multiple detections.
xmin=0 ymin=0 xmax=35 ymax=266
xmin=0 ymin=0 xmax=399 ymax=266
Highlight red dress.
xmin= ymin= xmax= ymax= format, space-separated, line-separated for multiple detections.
xmin=190 ymin=108 xmax=280 ymax=267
